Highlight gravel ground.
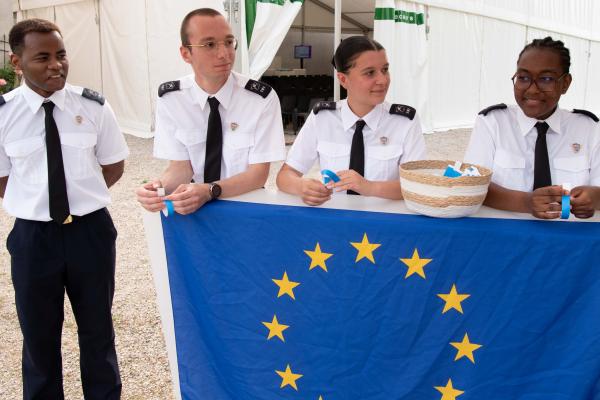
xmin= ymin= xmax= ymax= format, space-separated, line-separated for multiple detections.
xmin=0 ymin=128 xmax=471 ymax=399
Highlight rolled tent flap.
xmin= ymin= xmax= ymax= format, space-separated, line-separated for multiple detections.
xmin=244 ymin=0 xmax=303 ymax=80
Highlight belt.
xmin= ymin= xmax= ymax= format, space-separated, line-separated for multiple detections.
xmin=60 ymin=214 xmax=82 ymax=224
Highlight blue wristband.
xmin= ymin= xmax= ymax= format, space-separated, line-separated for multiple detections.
xmin=321 ymin=169 xmax=341 ymax=184
xmin=163 ymin=199 xmax=175 ymax=217
xmin=561 ymin=195 xmax=570 ymax=219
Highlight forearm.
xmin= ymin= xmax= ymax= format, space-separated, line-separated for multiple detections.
xmin=483 ymin=183 xmax=531 ymax=213
xmin=160 ymin=161 xmax=194 ymax=194
xmin=276 ymin=164 xmax=304 ymax=196
xmin=366 ymin=180 xmax=403 ymax=200
xmin=101 ymin=161 xmax=124 ymax=188
xmin=218 ymin=162 xmax=270 ymax=198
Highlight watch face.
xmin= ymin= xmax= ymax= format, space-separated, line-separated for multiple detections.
xmin=210 ymin=183 xmax=222 ymax=199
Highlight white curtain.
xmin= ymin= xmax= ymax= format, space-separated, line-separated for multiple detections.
xmin=242 ymin=0 xmax=303 ymax=79
xmin=374 ymin=0 xmax=431 ymax=131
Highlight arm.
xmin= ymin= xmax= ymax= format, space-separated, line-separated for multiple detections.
xmin=0 ymin=176 xmax=7 ymax=198
xmin=484 ymin=182 xmax=565 ymax=219
xmin=164 ymin=162 xmax=270 ymax=215
xmin=135 ymin=160 xmax=194 ymax=213
xmin=276 ymin=163 xmax=331 ymax=206
xmin=330 ymin=170 xmax=403 ymax=200
xmin=101 ymin=160 xmax=124 ymax=188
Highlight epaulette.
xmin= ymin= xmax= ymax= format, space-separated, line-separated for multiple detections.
xmin=244 ymin=79 xmax=272 ymax=98
xmin=389 ymin=104 xmax=416 ymax=120
xmin=81 ymin=88 xmax=105 ymax=105
xmin=313 ymin=101 xmax=336 ymax=114
xmin=572 ymin=109 xmax=599 ymax=123
xmin=479 ymin=103 xmax=507 ymax=116
xmin=0 ymin=96 xmax=5 ymax=107
xmin=158 ymin=81 xmax=181 ymax=97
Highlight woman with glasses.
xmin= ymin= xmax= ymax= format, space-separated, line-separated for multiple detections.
xmin=276 ymin=36 xmax=426 ymax=206
xmin=464 ymin=36 xmax=600 ymax=219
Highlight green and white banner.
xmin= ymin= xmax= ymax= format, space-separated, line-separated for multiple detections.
xmin=374 ymin=0 xmax=431 ymax=131
xmin=243 ymin=0 xmax=303 ymax=79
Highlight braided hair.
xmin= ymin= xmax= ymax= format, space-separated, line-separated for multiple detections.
xmin=518 ymin=36 xmax=571 ymax=73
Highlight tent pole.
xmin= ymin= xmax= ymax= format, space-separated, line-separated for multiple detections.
xmin=333 ymin=0 xmax=341 ymax=101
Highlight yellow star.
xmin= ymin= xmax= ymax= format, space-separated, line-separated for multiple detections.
xmin=304 ymin=243 xmax=333 ymax=272
xmin=350 ymin=233 xmax=381 ymax=263
xmin=275 ymin=364 xmax=303 ymax=391
xmin=272 ymin=271 xmax=300 ymax=300
xmin=437 ymin=284 xmax=470 ymax=314
xmin=262 ymin=315 xmax=289 ymax=342
xmin=450 ymin=333 xmax=482 ymax=363
xmin=434 ymin=379 xmax=464 ymax=400
xmin=400 ymin=248 xmax=432 ymax=279
xmin=318 ymin=396 xmax=324 ymax=400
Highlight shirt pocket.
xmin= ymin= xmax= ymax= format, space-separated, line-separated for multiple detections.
xmin=222 ymin=132 xmax=254 ymax=177
xmin=175 ymin=129 xmax=206 ymax=176
xmin=60 ymin=133 xmax=98 ymax=180
xmin=4 ymin=136 xmax=46 ymax=184
xmin=553 ymin=155 xmax=589 ymax=187
xmin=492 ymin=148 xmax=526 ymax=190
xmin=317 ymin=141 xmax=350 ymax=174
xmin=366 ymin=145 xmax=403 ymax=181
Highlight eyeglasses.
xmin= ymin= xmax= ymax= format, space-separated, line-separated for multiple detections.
xmin=511 ymin=72 xmax=568 ymax=92
xmin=186 ymin=38 xmax=238 ymax=52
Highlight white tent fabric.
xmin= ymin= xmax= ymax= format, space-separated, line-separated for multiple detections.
xmin=14 ymin=0 xmax=225 ymax=137
xmin=374 ymin=0 xmax=600 ymax=132
xmin=374 ymin=0 xmax=431 ymax=130
xmin=243 ymin=0 xmax=303 ymax=79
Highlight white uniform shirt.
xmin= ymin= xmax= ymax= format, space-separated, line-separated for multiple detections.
xmin=286 ymin=100 xmax=427 ymax=181
xmin=153 ymin=71 xmax=286 ymax=182
xmin=464 ymin=105 xmax=600 ymax=191
xmin=0 ymin=83 xmax=129 ymax=221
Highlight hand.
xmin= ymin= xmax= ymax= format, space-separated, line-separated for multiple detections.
xmin=570 ymin=186 xmax=598 ymax=219
xmin=136 ymin=180 xmax=165 ymax=212
xmin=301 ymin=178 xmax=332 ymax=206
xmin=527 ymin=185 xmax=565 ymax=219
xmin=329 ymin=169 xmax=372 ymax=195
xmin=165 ymin=183 xmax=211 ymax=215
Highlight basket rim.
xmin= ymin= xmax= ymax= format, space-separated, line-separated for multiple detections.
xmin=400 ymin=160 xmax=492 ymax=187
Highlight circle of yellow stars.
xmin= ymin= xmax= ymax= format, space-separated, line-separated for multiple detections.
xmin=264 ymin=232 xmax=482 ymax=399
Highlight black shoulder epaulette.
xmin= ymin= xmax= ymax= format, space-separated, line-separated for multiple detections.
xmin=389 ymin=104 xmax=416 ymax=120
xmin=158 ymin=81 xmax=181 ymax=97
xmin=82 ymin=88 xmax=105 ymax=105
xmin=479 ymin=103 xmax=507 ymax=116
xmin=0 ymin=96 xmax=5 ymax=107
xmin=244 ymin=79 xmax=272 ymax=98
xmin=573 ymin=109 xmax=599 ymax=123
xmin=313 ymin=101 xmax=336 ymax=114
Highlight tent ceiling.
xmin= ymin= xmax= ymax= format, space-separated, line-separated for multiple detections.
xmin=306 ymin=0 xmax=375 ymax=32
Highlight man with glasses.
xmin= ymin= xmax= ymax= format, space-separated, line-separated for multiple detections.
xmin=465 ymin=36 xmax=600 ymax=219
xmin=136 ymin=8 xmax=285 ymax=214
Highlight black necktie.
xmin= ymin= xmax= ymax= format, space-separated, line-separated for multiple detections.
xmin=204 ymin=97 xmax=222 ymax=183
xmin=348 ymin=120 xmax=366 ymax=195
xmin=43 ymin=101 xmax=70 ymax=223
xmin=533 ymin=121 xmax=551 ymax=190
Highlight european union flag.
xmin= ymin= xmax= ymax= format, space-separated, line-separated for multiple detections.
xmin=159 ymin=200 xmax=600 ymax=399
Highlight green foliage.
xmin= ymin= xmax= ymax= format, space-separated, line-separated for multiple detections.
xmin=0 ymin=64 xmax=17 ymax=94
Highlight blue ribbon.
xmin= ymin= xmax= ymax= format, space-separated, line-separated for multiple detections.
xmin=321 ymin=169 xmax=341 ymax=184
xmin=164 ymin=199 xmax=175 ymax=217
xmin=561 ymin=195 xmax=570 ymax=219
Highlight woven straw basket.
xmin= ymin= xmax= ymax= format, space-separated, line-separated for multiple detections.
xmin=399 ymin=160 xmax=492 ymax=218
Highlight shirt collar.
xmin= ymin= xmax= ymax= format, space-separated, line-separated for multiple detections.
xmin=516 ymin=105 xmax=563 ymax=136
xmin=22 ymin=82 xmax=67 ymax=113
xmin=191 ymin=73 xmax=234 ymax=111
xmin=340 ymin=100 xmax=383 ymax=132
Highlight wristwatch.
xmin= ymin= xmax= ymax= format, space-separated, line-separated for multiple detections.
xmin=208 ymin=182 xmax=222 ymax=200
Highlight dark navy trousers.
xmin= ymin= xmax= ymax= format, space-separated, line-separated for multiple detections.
xmin=7 ymin=208 xmax=121 ymax=400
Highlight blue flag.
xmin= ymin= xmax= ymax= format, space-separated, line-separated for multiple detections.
xmin=160 ymin=200 xmax=600 ymax=399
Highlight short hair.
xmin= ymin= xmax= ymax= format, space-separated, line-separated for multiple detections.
xmin=180 ymin=8 xmax=223 ymax=46
xmin=333 ymin=36 xmax=385 ymax=74
xmin=9 ymin=18 xmax=62 ymax=55
xmin=518 ymin=36 xmax=571 ymax=74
